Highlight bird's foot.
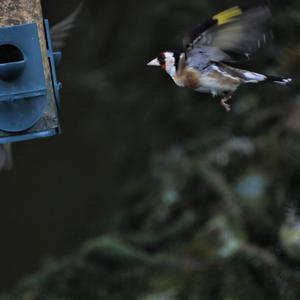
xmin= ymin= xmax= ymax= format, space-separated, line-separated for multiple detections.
xmin=220 ymin=95 xmax=232 ymax=112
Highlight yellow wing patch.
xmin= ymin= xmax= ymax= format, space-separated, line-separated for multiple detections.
xmin=212 ymin=6 xmax=242 ymax=25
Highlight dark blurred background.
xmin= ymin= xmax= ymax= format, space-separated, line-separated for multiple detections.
xmin=0 ymin=0 xmax=300 ymax=299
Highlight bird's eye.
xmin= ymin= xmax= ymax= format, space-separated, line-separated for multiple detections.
xmin=157 ymin=53 xmax=165 ymax=64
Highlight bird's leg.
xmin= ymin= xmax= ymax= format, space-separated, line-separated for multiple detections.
xmin=220 ymin=93 xmax=233 ymax=112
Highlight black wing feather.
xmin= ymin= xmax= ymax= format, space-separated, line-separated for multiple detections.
xmin=183 ymin=5 xmax=272 ymax=70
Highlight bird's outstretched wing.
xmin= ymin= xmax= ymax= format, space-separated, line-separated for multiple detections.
xmin=50 ymin=2 xmax=82 ymax=49
xmin=184 ymin=5 xmax=272 ymax=70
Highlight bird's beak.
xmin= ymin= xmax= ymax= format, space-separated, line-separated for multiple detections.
xmin=147 ymin=58 xmax=160 ymax=67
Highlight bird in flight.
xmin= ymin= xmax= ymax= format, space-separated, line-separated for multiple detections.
xmin=147 ymin=5 xmax=291 ymax=112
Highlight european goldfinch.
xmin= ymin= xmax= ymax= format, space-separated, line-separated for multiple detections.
xmin=147 ymin=5 xmax=292 ymax=112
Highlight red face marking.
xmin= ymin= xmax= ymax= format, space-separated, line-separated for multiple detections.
xmin=157 ymin=52 xmax=166 ymax=70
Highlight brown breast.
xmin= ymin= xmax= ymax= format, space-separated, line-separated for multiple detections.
xmin=174 ymin=67 xmax=202 ymax=89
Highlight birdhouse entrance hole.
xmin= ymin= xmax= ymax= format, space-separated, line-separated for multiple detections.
xmin=0 ymin=44 xmax=25 ymax=81
xmin=0 ymin=44 xmax=24 ymax=63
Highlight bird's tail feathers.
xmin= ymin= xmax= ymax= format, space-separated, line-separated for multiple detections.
xmin=263 ymin=75 xmax=292 ymax=86
xmin=243 ymin=71 xmax=292 ymax=86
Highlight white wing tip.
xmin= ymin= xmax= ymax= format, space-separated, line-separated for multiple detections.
xmin=274 ymin=78 xmax=292 ymax=85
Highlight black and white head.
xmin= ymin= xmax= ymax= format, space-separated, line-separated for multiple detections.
xmin=147 ymin=51 xmax=180 ymax=77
